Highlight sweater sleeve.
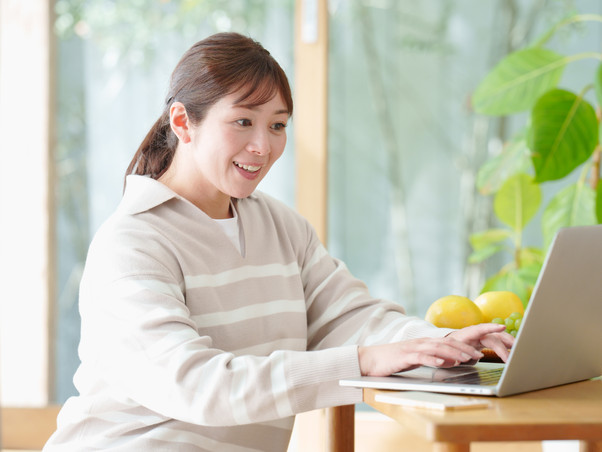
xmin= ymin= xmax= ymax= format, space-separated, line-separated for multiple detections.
xmin=298 ymin=221 xmax=454 ymax=351
xmin=77 ymin=227 xmax=362 ymax=428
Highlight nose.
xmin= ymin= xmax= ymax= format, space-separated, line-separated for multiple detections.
xmin=246 ymin=128 xmax=271 ymax=155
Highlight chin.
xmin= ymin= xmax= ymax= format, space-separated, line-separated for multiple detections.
xmin=230 ymin=188 xmax=257 ymax=199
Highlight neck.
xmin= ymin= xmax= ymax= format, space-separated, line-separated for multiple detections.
xmin=201 ymin=198 xmax=233 ymax=219
xmin=158 ymin=172 xmax=232 ymax=219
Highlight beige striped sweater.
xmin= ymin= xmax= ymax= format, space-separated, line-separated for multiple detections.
xmin=44 ymin=175 xmax=451 ymax=451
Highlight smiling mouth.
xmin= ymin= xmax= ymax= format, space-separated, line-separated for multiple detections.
xmin=234 ymin=161 xmax=261 ymax=173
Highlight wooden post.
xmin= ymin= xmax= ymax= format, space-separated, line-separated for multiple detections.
xmin=1 ymin=406 xmax=62 ymax=449
xmin=326 ymin=405 xmax=355 ymax=452
xmin=294 ymin=0 xmax=329 ymax=243
xmin=294 ymin=0 xmax=355 ymax=451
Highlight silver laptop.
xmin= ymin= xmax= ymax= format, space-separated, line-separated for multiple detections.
xmin=340 ymin=225 xmax=602 ymax=397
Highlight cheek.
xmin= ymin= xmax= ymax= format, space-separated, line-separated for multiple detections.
xmin=272 ymin=135 xmax=287 ymax=160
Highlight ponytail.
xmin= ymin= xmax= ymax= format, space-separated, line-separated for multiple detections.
xmin=123 ymin=111 xmax=177 ymax=190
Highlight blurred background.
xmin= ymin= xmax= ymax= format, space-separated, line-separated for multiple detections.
xmin=1 ymin=1 xmax=601 ymax=448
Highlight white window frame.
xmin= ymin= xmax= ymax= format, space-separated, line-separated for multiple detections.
xmin=0 ymin=0 xmax=55 ymax=407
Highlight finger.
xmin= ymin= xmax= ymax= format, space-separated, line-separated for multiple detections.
xmin=501 ymin=332 xmax=516 ymax=348
xmin=415 ymin=341 xmax=482 ymax=364
xmin=439 ymin=337 xmax=485 ymax=360
xmin=408 ymin=351 xmax=460 ymax=369
xmin=447 ymin=323 xmax=506 ymax=344
xmin=468 ymin=323 xmax=507 ymax=338
xmin=490 ymin=343 xmax=511 ymax=362
xmin=481 ymin=333 xmax=515 ymax=362
xmin=481 ymin=331 xmax=515 ymax=350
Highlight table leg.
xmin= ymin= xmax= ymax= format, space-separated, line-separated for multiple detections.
xmin=580 ymin=440 xmax=602 ymax=452
xmin=433 ymin=442 xmax=470 ymax=452
xmin=326 ymin=405 xmax=355 ymax=452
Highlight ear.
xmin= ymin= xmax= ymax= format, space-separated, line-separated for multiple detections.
xmin=169 ymin=102 xmax=192 ymax=144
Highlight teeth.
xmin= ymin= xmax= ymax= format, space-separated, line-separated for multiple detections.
xmin=235 ymin=162 xmax=261 ymax=172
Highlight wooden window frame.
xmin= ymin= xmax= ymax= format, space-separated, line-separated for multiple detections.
xmin=293 ymin=1 xmax=355 ymax=451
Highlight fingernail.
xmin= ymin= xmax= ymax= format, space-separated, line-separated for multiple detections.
xmin=461 ymin=353 xmax=472 ymax=360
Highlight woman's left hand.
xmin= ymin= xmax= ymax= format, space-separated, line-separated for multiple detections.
xmin=447 ymin=323 xmax=515 ymax=362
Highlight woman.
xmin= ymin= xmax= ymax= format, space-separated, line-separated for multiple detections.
xmin=44 ymin=32 xmax=512 ymax=451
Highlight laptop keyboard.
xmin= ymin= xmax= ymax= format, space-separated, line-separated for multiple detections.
xmin=441 ymin=367 xmax=503 ymax=385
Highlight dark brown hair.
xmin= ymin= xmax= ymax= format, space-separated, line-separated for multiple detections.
xmin=124 ymin=32 xmax=293 ymax=184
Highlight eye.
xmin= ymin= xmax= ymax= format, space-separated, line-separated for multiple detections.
xmin=271 ymin=122 xmax=287 ymax=131
xmin=236 ymin=119 xmax=252 ymax=127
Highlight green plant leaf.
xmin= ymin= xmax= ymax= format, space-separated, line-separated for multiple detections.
xmin=469 ymin=228 xmax=512 ymax=250
xmin=529 ymin=89 xmax=598 ymax=183
xmin=473 ymin=48 xmax=566 ymax=115
xmin=468 ymin=244 xmax=506 ymax=264
xmin=541 ymin=182 xmax=596 ymax=248
xmin=476 ymin=132 xmax=533 ymax=195
xmin=516 ymin=263 xmax=543 ymax=306
xmin=518 ymin=247 xmax=545 ymax=268
xmin=494 ymin=173 xmax=542 ymax=230
xmin=481 ymin=269 xmax=531 ymax=307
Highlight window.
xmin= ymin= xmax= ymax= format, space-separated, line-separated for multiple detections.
xmin=2 ymin=0 xmax=599 ymax=433
xmin=52 ymin=0 xmax=296 ymax=403
xmin=0 ymin=0 xmax=296 ymax=407
xmin=327 ymin=0 xmax=600 ymax=317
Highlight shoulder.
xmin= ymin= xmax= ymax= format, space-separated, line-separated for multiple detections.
xmin=84 ymin=203 xmax=183 ymax=284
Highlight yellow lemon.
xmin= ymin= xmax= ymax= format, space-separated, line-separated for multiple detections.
xmin=473 ymin=291 xmax=524 ymax=323
xmin=425 ymin=295 xmax=484 ymax=329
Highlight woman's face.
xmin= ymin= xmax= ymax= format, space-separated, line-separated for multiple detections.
xmin=168 ymin=88 xmax=289 ymax=216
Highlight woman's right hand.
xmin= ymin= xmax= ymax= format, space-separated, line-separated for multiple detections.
xmin=357 ymin=323 xmax=510 ymax=376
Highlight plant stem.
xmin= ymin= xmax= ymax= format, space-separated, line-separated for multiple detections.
xmin=532 ymin=14 xmax=602 ymax=47
xmin=565 ymin=52 xmax=602 ymax=63
xmin=590 ymin=146 xmax=601 ymax=190
xmin=513 ymin=218 xmax=523 ymax=270
xmin=592 ymin=107 xmax=602 ymax=191
xmin=514 ymin=245 xmax=522 ymax=270
xmin=577 ymin=159 xmax=593 ymax=185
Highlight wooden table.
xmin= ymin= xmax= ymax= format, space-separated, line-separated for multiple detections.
xmin=361 ymin=378 xmax=602 ymax=452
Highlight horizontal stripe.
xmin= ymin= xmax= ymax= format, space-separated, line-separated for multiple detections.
xmin=230 ymin=337 xmax=307 ymax=355
xmin=359 ymin=312 xmax=409 ymax=345
xmin=300 ymin=244 xmax=328 ymax=283
xmin=185 ymin=262 xmax=300 ymax=289
xmin=191 ymin=299 xmax=306 ymax=328
xmin=308 ymin=288 xmax=366 ymax=337
xmin=143 ymin=328 xmax=211 ymax=359
xmin=79 ymin=425 xmax=268 ymax=452
xmin=270 ymin=352 xmax=293 ymax=419
xmin=115 ymin=278 xmax=185 ymax=301
xmin=304 ymin=263 xmax=345 ymax=310
xmin=90 ymin=409 xmax=167 ymax=427
xmin=230 ymin=359 xmax=252 ymax=425
xmin=342 ymin=306 xmax=392 ymax=346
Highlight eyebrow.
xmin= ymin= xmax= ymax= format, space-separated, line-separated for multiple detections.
xmin=233 ymin=104 xmax=290 ymax=116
